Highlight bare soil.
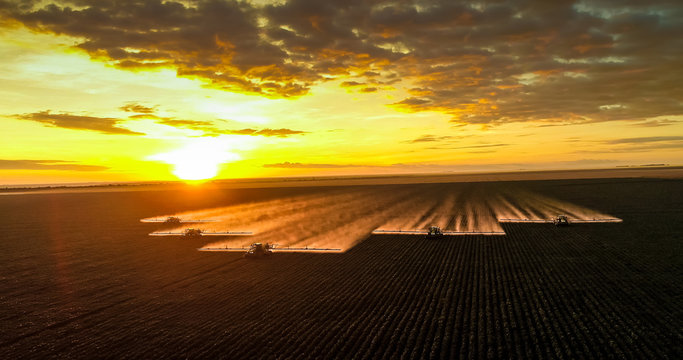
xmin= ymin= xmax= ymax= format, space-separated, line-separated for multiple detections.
xmin=0 ymin=177 xmax=680 ymax=359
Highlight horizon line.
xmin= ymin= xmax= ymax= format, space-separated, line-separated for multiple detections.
xmin=1 ymin=164 xmax=681 ymax=189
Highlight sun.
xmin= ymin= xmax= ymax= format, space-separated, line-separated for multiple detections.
xmin=148 ymin=138 xmax=242 ymax=181
xmin=170 ymin=157 xmax=224 ymax=181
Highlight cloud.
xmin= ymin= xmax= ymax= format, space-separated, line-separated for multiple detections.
xmin=0 ymin=0 xmax=311 ymax=98
xmin=391 ymin=97 xmax=432 ymax=108
xmin=630 ymin=119 xmax=681 ymax=127
xmin=13 ymin=104 xmax=308 ymax=138
xmin=425 ymin=143 xmax=509 ymax=153
xmin=114 ymin=105 xmax=233 ymax=136
xmin=263 ymin=162 xmax=456 ymax=169
xmin=340 ymin=81 xmax=365 ymax=87
xmin=155 ymin=119 xmax=306 ymax=137
xmin=570 ymin=135 xmax=683 ymax=153
xmin=16 ymin=111 xmax=143 ymax=135
xmin=223 ymin=128 xmax=306 ymax=137
xmin=154 ymin=118 xmax=229 ymax=136
xmin=406 ymin=135 xmax=507 ymax=151
xmin=359 ymin=87 xmax=378 ymax=93
xmin=1 ymin=0 xmax=681 ymax=124
xmin=408 ymin=134 xmax=455 ymax=143
xmin=118 ymin=103 xmax=307 ymax=137
xmin=264 ymin=162 xmax=448 ymax=169
xmin=264 ymin=158 xmax=628 ymax=172
xmin=450 ymin=143 xmax=509 ymax=150
xmin=120 ymin=103 xmax=157 ymax=114
xmin=604 ymin=136 xmax=683 ymax=144
xmin=264 ymin=162 xmax=354 ymax=168
xmin=0 ymin=159 xmax=109 ymax=171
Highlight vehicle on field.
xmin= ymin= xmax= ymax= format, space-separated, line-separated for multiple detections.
xmin=199 ymin=242 xmax=342 ymax=258
xmin=372 ymin=226 xmax=505 ymax=236
xmin=426 ymin=226 xmax=444 ymax=239
xmin=140 ymin=216 xmax=217 ymax=224
xmin=149 ymin=228 xmax=253 ymax=237
xmin=498 ymin=215 xmax=622 ymax=226
xmin=553 ymin=215 xmax=570 ymax=226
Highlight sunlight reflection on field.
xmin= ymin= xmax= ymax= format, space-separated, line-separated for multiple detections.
xmin=143 ymin=184 xmax=617 ymax=251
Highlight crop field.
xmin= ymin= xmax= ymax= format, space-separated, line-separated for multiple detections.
xmin=0 ymin=177 xmax=681 ymax=358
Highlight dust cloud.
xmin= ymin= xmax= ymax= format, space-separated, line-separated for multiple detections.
xmin=142 ymin=184 xmax=618 ymax=251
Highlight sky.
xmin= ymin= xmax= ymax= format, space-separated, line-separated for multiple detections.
xmin=0 ymin=0 xmax=681 ymax=185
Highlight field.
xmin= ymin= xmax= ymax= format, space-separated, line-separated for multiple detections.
xmin=0 ymin=177 xmax=681 ymax=358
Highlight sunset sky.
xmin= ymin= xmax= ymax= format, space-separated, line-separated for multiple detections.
xmin=1 ymin=0 xmax=681 ymax=185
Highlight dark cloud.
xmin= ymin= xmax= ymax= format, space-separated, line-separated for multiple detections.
xmin=392 ymin=97 xmax=432 ymax=108
xmin=2 ymin=0 xmax=681 ymax=123
xmin=146 ymin=117 xmax=306 ymax=137
xmin=16 ymin=111 xmax=143 ymax=135
xmin=407 ymin=135 xmax=506 ymax=151
xmin=13 ymin=104 xmax=308 ymax=138
xmin=0 ymin=159 xmax=109 ymax=171
xmin=340 ymin=81 xmax=364 ymax=87
xmin=114 ymin=104 xmax=232 ymax=135
xmin=120 ymin=102 xmax=157 ymax=114
xmin=340 ymin=81 xmax=382 ymax=93
xmin=408 ymin=134 xmax=455 ymax=143
xmin=128 ymin=112 xmax=307 ymax=137
xmin=1 ymin=0 xmax=312 ymax=97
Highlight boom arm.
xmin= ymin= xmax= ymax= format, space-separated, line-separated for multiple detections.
xmin=565 ymin=218 xmax=622 ymax=223
xmin=372 ymin=229 xmax=505 ymax=236
xmin=498 ymin=218 xmax=622 ymax=223
xmin=498 ymin=219 xmax=553 ymax=223
xmin=141 ymin=219 xmax=218 ymax=223
xmin=198 ymin=246 xmax=342 ymax=252
xmin=149 ymin=231 xmax=253 ymax=236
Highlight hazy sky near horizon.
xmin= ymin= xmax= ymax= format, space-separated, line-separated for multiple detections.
xmin=1 ymin=0 xmax=682 ymax=184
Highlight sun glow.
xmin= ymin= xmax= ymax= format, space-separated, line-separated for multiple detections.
xmin=148 ymin=138 xmax=242 ymax=181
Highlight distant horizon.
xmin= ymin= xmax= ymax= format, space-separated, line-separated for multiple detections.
xmin=2 ymin=164 xmax=681 ymax=189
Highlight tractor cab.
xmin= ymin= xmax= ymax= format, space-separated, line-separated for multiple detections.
xmin=553 ymin=215 xmax=570 ymax=226
xmin=245 ymin=243 xmax=274 ymax=258
xmin=183 ymin=228 xmax=203 ymax=236
xmin=165 ymin=216 xmax=182 ymax=224
xmin=426 ymin=226 xmax=444 ymax=239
